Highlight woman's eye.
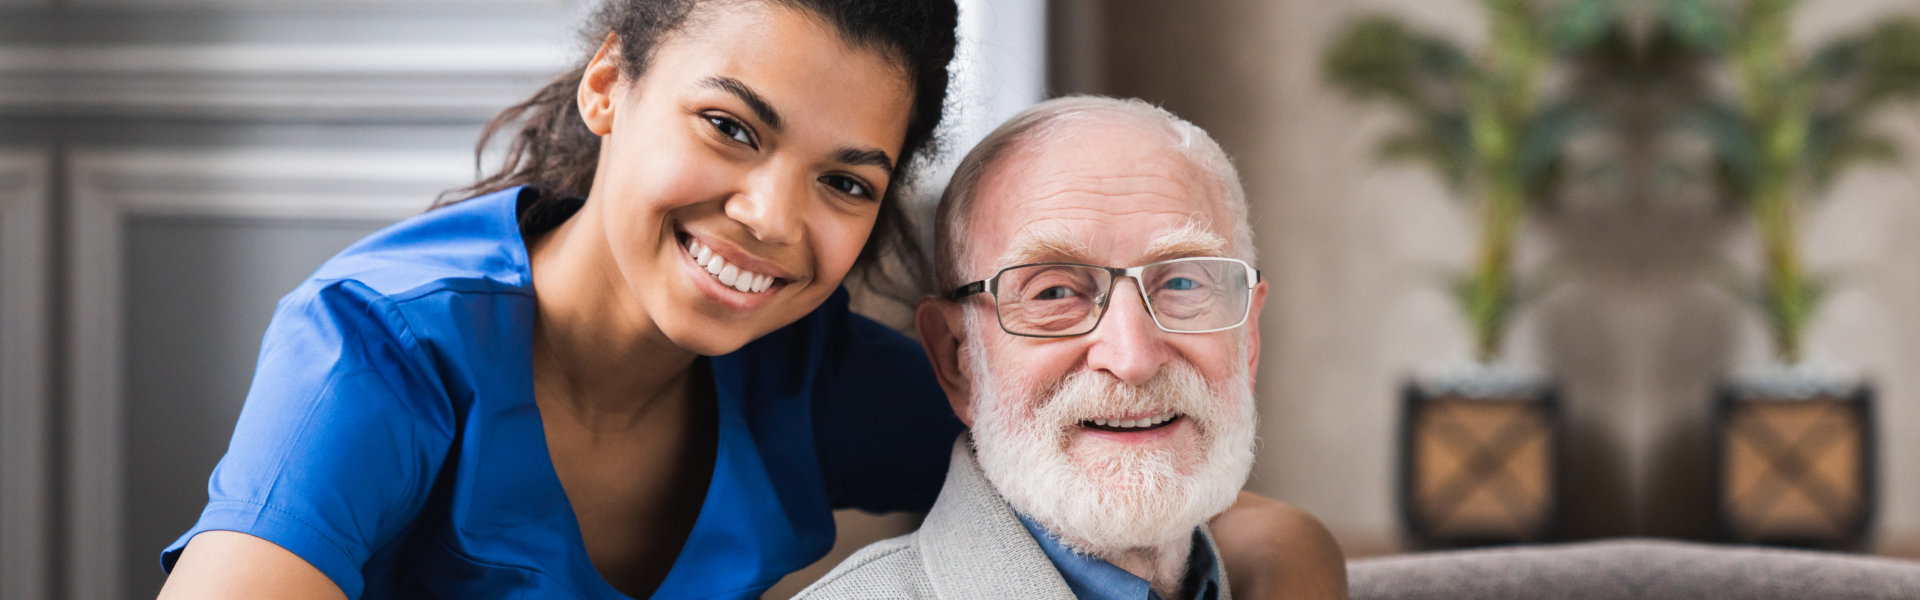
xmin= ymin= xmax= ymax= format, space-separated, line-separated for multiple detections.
xmin=822 ymin=175 xmax=872 ymax=199
xmin=705 ymin=115 xmax=755 ymax=147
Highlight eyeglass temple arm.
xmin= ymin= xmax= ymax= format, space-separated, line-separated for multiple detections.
xmin=949 ymin=280 xmax=987 ymax=300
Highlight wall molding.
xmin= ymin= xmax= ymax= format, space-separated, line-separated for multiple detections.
xmin=0 ymin=148 xmax=52 ymax=600
xmin=65 ymin=147 xmax=469 ymax=600
xmin=0 ymin=43 xmax=572 ymax=120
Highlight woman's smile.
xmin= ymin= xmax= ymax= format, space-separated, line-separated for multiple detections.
xmin=675 ymin=226 xmax=797 ymax=311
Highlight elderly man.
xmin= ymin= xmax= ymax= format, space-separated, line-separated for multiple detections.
xmin=798 ymin=96 xmax=1345 ymax=600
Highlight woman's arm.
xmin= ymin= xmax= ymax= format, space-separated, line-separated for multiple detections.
xmin=157 ymin=531 xmax=345 ymax=600
xmin=1211 ymin=491 xmax=1349 ymax=600
xmin=157 ymin=283 xmax=456 ymax=598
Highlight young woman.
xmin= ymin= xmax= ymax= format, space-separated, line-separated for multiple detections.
xmin=157 ymin=0 xmax=1341 ymax=598
xmin=158 ymin=1 xmax=960 ymax=598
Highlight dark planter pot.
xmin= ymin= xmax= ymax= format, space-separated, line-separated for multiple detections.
xmin=1712 ymin=373 xmax=1875 ymax=549
xmin=1399 ymin=374 xmax=1564 ymax=548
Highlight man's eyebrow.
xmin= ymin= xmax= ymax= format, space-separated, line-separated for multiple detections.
xmin=834 ymin=147 xmax=896 ymax=173
xmin=1142 ymin=223 xmax=1231 ymax=260
xmin=996 ymin=226 xmax=1094 ymax=267
xmin=701 ymin=76 xmax=782 ymax=131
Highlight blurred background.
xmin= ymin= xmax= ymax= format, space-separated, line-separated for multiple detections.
xmin=3 ymin=0 xmax=1918 ymax=598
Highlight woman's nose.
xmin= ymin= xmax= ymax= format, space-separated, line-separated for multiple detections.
xmin=725 ymin=170 xmax=805 ymax=245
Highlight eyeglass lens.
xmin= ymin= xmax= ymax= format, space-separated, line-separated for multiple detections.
xmin=994 ymin=259 xmax=1251 ymax=336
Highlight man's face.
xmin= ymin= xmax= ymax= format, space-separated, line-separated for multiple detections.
xmin=944 ymin=121 xmax=1266 ymax=555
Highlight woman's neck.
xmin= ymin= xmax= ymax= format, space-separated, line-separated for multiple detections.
xmin=525 ymin=198 xmax=699 ymax=429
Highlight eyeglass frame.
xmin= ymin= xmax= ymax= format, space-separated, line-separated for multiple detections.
xmin=948 ymin=256 xmax=1261 ymax=338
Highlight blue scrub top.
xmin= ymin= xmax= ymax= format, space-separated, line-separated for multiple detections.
xmin=161 ymin=186 xmax=963 ymax=599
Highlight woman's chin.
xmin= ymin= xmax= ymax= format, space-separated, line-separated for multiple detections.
xmin=663 ymin=323 xmax=761 ymax=358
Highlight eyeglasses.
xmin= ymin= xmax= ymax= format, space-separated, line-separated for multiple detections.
xmin=949 ymin=257 xmax=1259 ymax=338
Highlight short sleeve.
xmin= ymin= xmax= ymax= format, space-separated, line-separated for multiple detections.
xmin=160 ymin=281 xmax=456 ymax=599
xmin=811 ymin=292 xmax=966 ymax=513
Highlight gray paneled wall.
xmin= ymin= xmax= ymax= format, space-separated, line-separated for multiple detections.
xmin=64 ymin=149 xmax=477 ymax=599
xmin=0 ymin=2 xmax=581 ymax=598
xmin=1 ymin=150 xmax=53 ymax=600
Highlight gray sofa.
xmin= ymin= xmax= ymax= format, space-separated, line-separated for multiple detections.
xmin=1348 ymin=538 xmax=1920 ymax=599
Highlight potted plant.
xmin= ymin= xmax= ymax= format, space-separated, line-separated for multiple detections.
xmin=1663 ymin=0 xmax=1920 ymax=547
xmin=1323 ymin=0 xmax=1619 ymax=546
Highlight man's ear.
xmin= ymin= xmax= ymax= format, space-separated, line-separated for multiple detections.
xmin=578 ymin=34 xmax=623 ymax=136
xmin=915 ymin=296 xmax=977 ymax=426
xmin=1246 ymin=279 xmax=1267 ymax=381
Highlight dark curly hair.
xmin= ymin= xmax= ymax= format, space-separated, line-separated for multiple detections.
xmin=442 ymin=0 xmax=957 ymax=301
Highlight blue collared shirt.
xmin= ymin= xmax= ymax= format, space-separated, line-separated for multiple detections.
xmin=1016 ymin=513 xmax=1222 ymax=600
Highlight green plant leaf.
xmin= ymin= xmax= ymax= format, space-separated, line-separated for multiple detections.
xmin=1379 ymin=124 xmax=1475 ymax=191
xmin=1324 ymin=17 xmax=1455 ymax=110
xmin=1805 ymin=127 xmax=1900 ymax=193
xmin=1677 ymin=101 xmax=1762 ymax=195
xmin=1516 ymin=101 xmax=1592 ymax=192
xmin=1659 ymin=0 xmax=1733 ymax=51
xmin=1326 ymin=15 xmax=1479 ymax=191
xmin=1861 ymin=20 xmax=1920 ymax=105
xmin=1550 ymin=0 xmax=1622 ymax=53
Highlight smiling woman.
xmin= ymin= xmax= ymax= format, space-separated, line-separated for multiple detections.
xmin=152 ymin=1 xmax=961 ymax=599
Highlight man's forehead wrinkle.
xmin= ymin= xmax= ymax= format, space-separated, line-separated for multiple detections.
xmin=986 ymin=208 xmax=1222 ymax=270
xmin=995 ymin=222 xmax=1094 ymax=266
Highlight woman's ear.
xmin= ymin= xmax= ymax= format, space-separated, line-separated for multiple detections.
xmin=915 ymin=297 xmax=976 ymax=426
xmin=578 ymin=34 xmax=623 ymax=136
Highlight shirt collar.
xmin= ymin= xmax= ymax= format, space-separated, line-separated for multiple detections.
xmin=1014 ymin=513 xmax=1221 ymax=600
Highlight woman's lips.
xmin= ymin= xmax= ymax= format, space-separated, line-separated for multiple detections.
xmin=686 ymin=237 xmax=778 ymax=293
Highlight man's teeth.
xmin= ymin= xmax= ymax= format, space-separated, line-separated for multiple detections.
xmin=687 ymin=239 xmax=774 ymax=293
xmin=1089 ymin=414 xmax=1177 ymax=429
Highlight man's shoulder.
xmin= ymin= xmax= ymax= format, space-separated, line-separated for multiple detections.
xmin=792 ymin=532 xmax=940 ymax=599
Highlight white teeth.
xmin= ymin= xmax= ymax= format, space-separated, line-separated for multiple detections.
xmin=686 ymin=237 xmax=779 ymax=294
xmin=1089 ymin=414 xmax=1176 ymax=429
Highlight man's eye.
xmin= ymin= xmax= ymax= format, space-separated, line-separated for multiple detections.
xmin=706 ymin=115 xmax=755 ymax=147
xmin=1163 ymin=277 xmax=1200 ymax=291
xmin=1034 ymin=286 xmax=1077 ymax=300
xmin=822 ymin=175 xmax=872 ymax=199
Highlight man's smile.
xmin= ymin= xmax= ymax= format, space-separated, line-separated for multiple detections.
xmin=1079 ymin=412 xmax=1182 ymax=433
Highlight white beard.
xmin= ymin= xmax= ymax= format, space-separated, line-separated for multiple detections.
xmin=964 ymin=324 xmax=1257 ymax=558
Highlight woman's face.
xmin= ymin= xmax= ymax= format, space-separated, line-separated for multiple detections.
xmin=579 ymin=3 xmax=913 ymax=355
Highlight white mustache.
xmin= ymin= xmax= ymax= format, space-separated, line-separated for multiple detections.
xmin=1029 ymin=365 xmax=1215 ymax=436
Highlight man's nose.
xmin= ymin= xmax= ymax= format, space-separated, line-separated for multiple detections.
xmin=725 ymin=169 xmax=805 ymax=245
xmin=1083 ymin=279 xmax=1173 ymax=387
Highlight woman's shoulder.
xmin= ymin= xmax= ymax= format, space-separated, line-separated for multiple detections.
xmin=303 ymin=186 xmax=538 ymax=303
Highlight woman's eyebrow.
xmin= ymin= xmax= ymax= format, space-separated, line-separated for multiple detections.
xmin=834 ymin=147 xmax=896 ymax=173
xmin=701 ymin=76 xmax=782 ymax=131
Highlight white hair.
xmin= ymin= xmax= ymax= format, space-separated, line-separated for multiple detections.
xmin=934 ymin=95 xmax=1256 ymax=291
